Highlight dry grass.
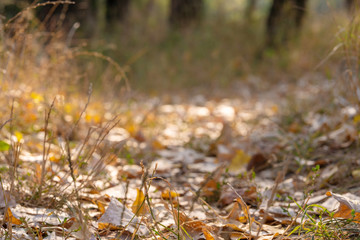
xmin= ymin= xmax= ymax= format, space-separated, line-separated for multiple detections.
xmin=1 ymin=1 xmax=360 ymax=239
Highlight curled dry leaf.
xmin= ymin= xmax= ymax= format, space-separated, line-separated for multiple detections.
xmin=326 ymin=191 xmax=360 ymax=222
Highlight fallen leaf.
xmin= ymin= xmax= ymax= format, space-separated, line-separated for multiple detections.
xmin=202 ymin=227 xmax=216 ymax=240
xmin=35 ymin=163 xmax=42 ymax=184
xmin=98 ymin=222 xmax=121 ymax=231
xmin=14 ymin=131 xmax=23 ymax=142
xmin=151 ymin=139 xmax=165 ymax=150
xmin=172 ymin=210 xmax=216 ymax=239
xmin=98 ymin=197 xmax=149 ymax=236
xmin=228 ymin=150 xmax=251 ymax=173
xmin=226 ymin=201 xmax=247 ymax=223
xmin=131 ymin=188 xmax=148 ymax=216
xmin=326 ymin=191 xmax=360 ymax=222
xmin=161 ymin=189 xmax=179 ymax=200
xmin=246 ymin=153 xmax=268 ymax=172
xmin=5 ymin=208 xmax=22 ymax=225
xmin=96 ymin=200 xmax=106 ymax=215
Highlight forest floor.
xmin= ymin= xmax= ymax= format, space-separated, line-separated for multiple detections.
xmin=1 ymin=4 xmax=360 ymax=238
xmin=1 ymin=67 xmax=360 ymax=240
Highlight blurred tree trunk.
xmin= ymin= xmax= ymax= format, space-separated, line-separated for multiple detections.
xmin=169 ymin=0 xmax=204 ymax=28
xmin=346 ymin=0 xmax=360 ymax=13
xmin=265 ymin=0 xmax=307 ymax=48
xmin=245 ymin=0 xmax=257 ymax=21
xmin=106 ymin=0 xmax=130 ymax=23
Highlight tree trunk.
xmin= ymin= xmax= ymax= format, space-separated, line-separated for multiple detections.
xmin=245 ymin=0 xmax=257 ymax=21
xmin=169 ymin=0 xmax=204 ymax=28
xmin=265 ymin=0 xmax=307 ymax=48
xmin=346 ymin=0 xmax=360 ymax=13
xmin=106 ymin=0 xmax=130 ymax=23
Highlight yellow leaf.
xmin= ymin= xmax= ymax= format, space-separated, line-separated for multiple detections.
xmin=271 ymin=105 xmax=279 ymax=114
xmin=131 ymin=188 xmax=148 ymax=216
xmin=24 ymin=112 xmax=37 ymax=123
xmin=85 ymin=113 xmax=92 ymax=123
xmin=202 ymin=228 xmax=215 ymax=240
xmin=152 ymin=139 xmax=165 ymax=150
xmin=14 ymin=131 xmax=23 ymax=142
xmin=49 ymin=153 xmax=61 ymax=163
xmin=88 ymin=189 xmax=101 ymax=194
xmin=64 ymin=103 xmax=73 ymax=114
xmin=98 ymin=222 xmax=121 ymax=230
xmin=354 ymin=115 xmax=360 ymax=124
xmin=96 ymin=200 xmax=106 ymax=215
xmin=229 ymin=149 xmax=251 ymax=171
xmin=5 ymin=208 xmax=22 ymax=225
xmin=35 ymin=163 xmax=42 ymax=184
xmin=30 ymin=92 xmax=44 ymax=103
xmin=126 ymin=124 xmax=137 ymax=137
xmin=161 ymin=189 xmax=179 ymax=200
xmin=225 ymin=223 xmax=243 ymax=231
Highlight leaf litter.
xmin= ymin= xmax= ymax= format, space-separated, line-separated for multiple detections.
xmin=1 ymin=76 xmax=360 ymax=239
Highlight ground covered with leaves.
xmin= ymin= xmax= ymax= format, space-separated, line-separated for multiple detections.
xmin=2 ymin=5 xmax=360 ymax=239
xmin=1 ymin=71 xmax=360 ymax=240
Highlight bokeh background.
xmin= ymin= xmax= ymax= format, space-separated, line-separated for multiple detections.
xmin=1 ymin=0 xmax=358 ymax=96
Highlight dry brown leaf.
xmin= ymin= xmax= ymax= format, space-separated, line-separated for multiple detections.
xmin=229 ymin=231 xmax=249 ymax=239
xmin=152 ymin=139 xmax=165 ymax=150
xmin=236 ymin=197 xmax=251 ymax=223
xmin=288 ymin=122 xmax=301 ymax=133
xmin=4 ymin=208 xmax=22 ymax=225
xmin=201 ymin=179 xmax=218 ymax=198
xmin=87 ymin=189 xmax=101 ymax=195
xmin=226 ymin=202 xmax=247 ymax=223
xmin=326 ymin=191 xmax=360 ymax=222
xmin=35 ymin=163 xmax=42 ymax=184
xmin=60 ymin=217 xmax=76 ymax=229
xmin=202 ymin=227 xmax=216 ymax=240
xmin=173 ymin=209 xmax=216 ymax=239
xmin=96 ymin=200 xmax=106 ymax=215
xmin=49 ymin=153 xmax=61 ymax=163
xmin=246 ymin=153 xmax=268 ymax=172
xmin=98 ymin=222 xmax=121 ymax=231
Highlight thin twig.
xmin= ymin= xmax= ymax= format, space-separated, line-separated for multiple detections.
xmin=0 ymin=118 xmax=12 ymax=131
xmin=255 ymin=155 xmax=288 ymax=239
xmin=227 ymin=182 xmax=252 ymax=234
xmin=38 ymin=98 xmax=56 ymax=199
xmin=5 ymin=1 xmax=75 ymax=27
xmin=74 ymin=52 xmax=130 ymax=91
